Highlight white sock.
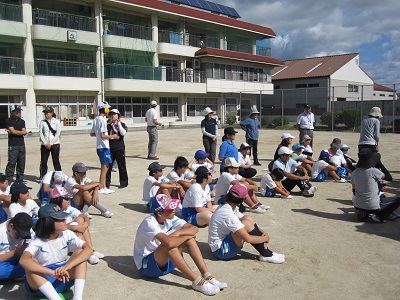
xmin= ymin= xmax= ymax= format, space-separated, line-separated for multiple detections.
xmin=38 ymin=281 xmax=62 ymax=300
xmin=72 ymin=278 xmax=86 ymax=300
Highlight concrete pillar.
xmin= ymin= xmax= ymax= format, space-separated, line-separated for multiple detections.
xmin=94 ymin=0 xmax=103 ymax=104
xmin=152 ymin=13 xmax=159 ymax=67
xmin=219 ymin=28 xmax=225 ymax=50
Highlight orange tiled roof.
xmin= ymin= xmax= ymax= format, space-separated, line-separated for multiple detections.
xmin=374 ymin=83 xmax=394 ymax=92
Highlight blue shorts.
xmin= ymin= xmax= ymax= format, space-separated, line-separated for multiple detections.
xmin=313 ymin=171 xmax=327 ymax=182
xmin=25 ymin=263 xmax=74 ymax=296
xmin=97 ymin=148 xmax=112 ymax=165
xmin=212 ymin=233 xmax=241 ymax=260
xmin=139 ymin=252 xmax=175 ymax=278
xmin=0 ymin=256 xmax=25 ymax=280
xmin=264 ymin=188 xmax=276 ymax=197
xmin=70 ymin=197 xmax=83 ymax=211
xmin=0 ymin=206 xmax=7 ymax=224
xmin=182 ymin=207 xmax=199 ymax=226
xmin=336 ymin=166 xmax=348 ymax=176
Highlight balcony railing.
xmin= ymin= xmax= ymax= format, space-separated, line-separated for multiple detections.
xmin=105 ymin=64 xmax=162 ymax=80
xmin=164 ymin=67 xmax=206 ymax=83
xmin=32 ymin=8 xmax=96 ymax=32
xmin=226 ymin=40 xmax=253 ymax=54
xmin=158 ymin=30 xmax=181 ymax=44
xmin=0 ymin=2 xmax=22 ymax=22
xmin=105 ymin=21 xmax=151 ymax=40
xmin=187 ymin=34 xmax=218 ymax=48
xmin=35 ymin=59 xmax=97 ymax=78
xmin=256 ymin=45 xmax=272 ymax=57
xmin=0 ymin=56 xmax=24 ymax=74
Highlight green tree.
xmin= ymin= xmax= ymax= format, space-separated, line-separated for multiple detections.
xmin=225 ymin=114 xmax=237 ymax=125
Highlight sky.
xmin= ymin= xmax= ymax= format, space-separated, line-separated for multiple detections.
xmin=217 ymin=0 xmax=400 ymax=85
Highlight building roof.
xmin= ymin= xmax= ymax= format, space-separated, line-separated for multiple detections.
xmin=272 ymin=53 xmax=359 ymax=80
xmin=115 ymin=0 xmax=275 ymax=37
xmin=195 ymin=48 xmax=284 ymax=66
xmin=374 ymin=83 xmax=394 ymax=92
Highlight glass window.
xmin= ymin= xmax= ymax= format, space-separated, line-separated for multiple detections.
xmin=159 ymin=97 xmax=178 ymax=118
xmin=187 ymin=98 xmax=217 ymax=116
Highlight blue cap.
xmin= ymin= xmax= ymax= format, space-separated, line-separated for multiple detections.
xmin=320 ymin=150 xmax=330 ymax=159
xmin=146 ymin=194 xmax=181 ymax=214
xmin=195 ymin=150 xmax=209 ymax=160
xmin=38 ymin=204 xmax=69 ymax=220
xmin=10 ymin=181 xmax=32 ymax=195
xmin=292 ymin=143 xmax=305 ymax=151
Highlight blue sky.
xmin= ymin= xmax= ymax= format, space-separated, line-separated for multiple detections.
xmin=217 ymin=0 xmax=400 ymax=85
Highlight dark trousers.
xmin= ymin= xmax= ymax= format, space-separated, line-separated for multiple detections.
xmin=239 ymin=167 xmax=257 ymax=179
xmin=106 ymin=148 xmax=128 ymax=188
xmin=40 ymin=144 xmax=62 ymax=179
xmin=202 ymin=137 xmax=217 ymax=163
xmin=246 ymin=138 xmax=259 ymax=163
xmin=6 ymin=145 xmax=26 ymax=181
xmin=358 ymin=144 xmax=392 ymax=181
xmin=355 ymin=196 xmax=400 ymax=221
xmin=282 ymin=169 xmax=306 ymax=191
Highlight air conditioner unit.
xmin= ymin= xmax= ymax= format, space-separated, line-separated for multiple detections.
xmin=193 ymin=59 xmax=200 ymax=70
xmin=186 ymin=68 xmax=193 ymax=82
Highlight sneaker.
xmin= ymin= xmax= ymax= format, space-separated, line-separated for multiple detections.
xmin=205 ymin=277 xmax=228 ymax=290
xmin=93 ymin=251 xmax=105 ymax=259
xmin=248 ymin=206 xmax=265 ymax=214
xmin=192 ymin=280 xmax=220 ymax=296
xmin=88 ymin=254 xmax=99 ymax=265
xmin=98 ymin=188 xmax=111 ymax=194
xmin=273 ymin=252 xmax=286 ymax=259
xmin=105 ymin=188 xmax=115 ymax=194
xmin=259 ymin=253 xmax=285 ymax=264
xmin=371 ymin=214 xmax=387 ymax=223
xmin=259 ymin=204 xmax=270 ymax=210
xmin=387 ymin=211 xmax=400 ymax=221
xmin=101 ymin=211 xmax=113 ymax=218
xmin=281 ymin=195 xmax=294 ymax=199
xmin=111 ymin=168 xmax=117 ymax=172
xmin=335 ymin=178 xmax=347 ymax=183
xmin=83 ymin=212 xmax=93 ymax=219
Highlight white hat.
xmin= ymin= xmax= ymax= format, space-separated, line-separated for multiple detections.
xmin=278 ymin=146 xmax=293 ymax=155
xmin=109 ymin=109 xmax=120 ymax=115
xmin=53 ymin=171 xmax=65 ymax=184
xmin=10 ymin=105 xmax=23 ymax=111
xmin=150 ymin=100 xmax=157 ymax=106
xmin=250 ymin=108 xmax=260 ymax=115
xmin=98 ymin=101 xmax=111 ymax=109
xmin=368 ymin=107 xmax=383 ymax=118
xmin=203 ymin=107 xmax=214 ymax=116
xmin=224 ymin=157 xmax=241 ymax=168
xmin=240 ymin=142 xmax=252 ymax=150
xmin=281 ymin=133 xmax=295 ymax=140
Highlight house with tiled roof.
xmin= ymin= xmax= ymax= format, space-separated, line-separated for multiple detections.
xmin=373 ymin=83 xmax=397 ymax=100
xmin=0 ymin=0 xmax=283 ymax=129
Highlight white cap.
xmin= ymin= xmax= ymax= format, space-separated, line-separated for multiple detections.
xmin=150 ymin=100 xmax=157 ymax=106
xmin=281 ymin=133 xmax=295 ymax=140
xmin=224 ymin=157 xmax=241 ymax=168
xmin=98 ymin=101 xmax=111 ymax=109
xmin=109 ymin=109 xmax=120 ymax=114
xmin=278 ymin=146 xmax=293 ymax=155
xmin=203 ymin=107 xmax=214 ymax=116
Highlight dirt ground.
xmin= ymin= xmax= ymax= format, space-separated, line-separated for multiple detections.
xmin=1 ymin=127 xmax=399 ymax=300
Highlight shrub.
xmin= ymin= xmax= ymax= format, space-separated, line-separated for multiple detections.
xmin=261 ymin=116 xmax=271 ymax=127
xmin=225 ymin=114 xmax=237 ymax=125
xmin=237 ymin=108 xmax=250 ymax=121
xmin=336 ymin=108 xmax=361 ymax=129
xmin=271 ymin=116 xmax=289 ymax=127
xmin=320 ymin=111 xmax=341 ymax=128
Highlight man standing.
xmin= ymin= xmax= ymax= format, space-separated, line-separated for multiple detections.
xmin=296 ymin=104 xmax=315 ymax=147
xmin=145 ymin=100 xmax=162 ymax=160
xmin=5 ymin=105 xmax=27 ymax=183
xmin=240 ymin=108 xmax=261 ymax=165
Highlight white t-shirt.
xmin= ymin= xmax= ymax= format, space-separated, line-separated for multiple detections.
xmin=91 ymin=116 xmax=109 ymax=149
xmin=330 ymin=154 xmax=346 ymax=167
xmin=166 ymin=170 xmax=185 ymax=183
xmin=238 ymin=152 xmax=251 ymax=165
xmin=182 ymin=183 xmax=211 ymax=208
xmin=0 ymin=186 xmax=10 ymax=206
xmin=25 ymin=230 xmax=85 ymax=266
xmin=41 ymin=171 xmax=69 ymax=185
xmin=191 ymin=162 xmax=214 ymax=173
xmin=145 ymin=108 xmax=157 ymax=126
xmin=0 ymin=221 xmax=24 ymax=255
xmin=311 ymin=160 xmax=330 ymax=179
xmin=214 ymin=172 xmax=242 ymax=202
xmin=142 ymin=176 xmax=170 ymax=203
xmin=260 ymin=173 xmax=277 ymax=195
xmin=64 ymin=176 xmax=93 ymax=196
xmin=208 ymin=203 xmax=244 ymax=252
xmin=8 ymin=199 xmax=39 ymax=219
xmin=63 ymin=206 xmax=82 ymax=224
xmin=303 ymin=145 xmax=313 ymax=154
xmin=133 ymin=215 xmax=186 ymax=269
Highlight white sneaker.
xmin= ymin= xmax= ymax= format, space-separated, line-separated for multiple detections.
xmin=281 ymin=195 xmax=294 ymax=199
xmin=192 ymin=281 xmax=220 ymax=296
xmin=101 ymin=211 xmax=113 ymax=218
xmin=273 ymin=252 xmax=286 ymax=259
xmin=83 ymin=212 xmax=93 ymax=219
xmin=335 ymin=178 xmax=347 ymax=183
xmin=206 ymin=277 xmax=228 ymax=290
xmin=248 ymin=206 xmax=265 ymax=214
xmin=98 ymin=188 xmax=111 ymax=194
xmin=93 ymin=251 xmax=105 ymax=259
xmin=259 ymin=253 xmax=285 ymax=264
xmin=259 ymin=204 xmax=270 ymax=210
xmin=111 ymin=167 xmax=117 ymax=172
xmin=88 ymin=254 xmax=99 ymax=265
xmin=105 ymin=188 xmax=115 ymax=194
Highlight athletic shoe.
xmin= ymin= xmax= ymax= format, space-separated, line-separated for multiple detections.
xmin=205 ymin=277 xmax=228 ymax=290
xmin=83 ymin=212 xmax=93 ymax=219
xmin=273 ymin=252 xmax=286 ymax=259
xmin=387 ymin=211 xmax=400 ymax=221
xmin=98 ymin=188 xmax=111 ymax=194
xmin=93 ymin=251 xmax=105 ymax=259
xmin=253 ymin=162 xmax=262 ymax=166
xmin=104 ymin=188 xmax=115 ymax=194
xmin=192 ymin=280 xmax=220 ymax=296
xmin=335 ymin=178 xmax=347 ymax=183
xmin=371 ymin=214 xmax=387 ymax=223
xmin=147 ymin=156 xmax=159 ymax=160
xmin=88 ymin=255 xmax=99 ymax=265
xmin=281 ymin=195 xmax=294 ymax=199
xmin=259 ymin=253 xmax=285 ymax=264
xmin=111 ymin=167 xmax=117 ymax=172
xmin=259 ymin=204 xmax=270 ymax=210
xmin=248 ymin=206 xmax=265 ymax=214
xmin=101 ymin=211 xmax=113 ymax=218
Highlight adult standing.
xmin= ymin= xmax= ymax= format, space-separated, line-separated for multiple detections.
xmin=5 ymin=105 xmax=26 ymax=183
xmin=240 ymin=108 xmax=261 ymax=165
xmin=201 ymin=107 xmax=218 ymax=163
xmin=145 ymin=100 xmax=162 ymax=160
xmin=296 ymin=104 xmax=315 ymax=147
xmin=218 ymin=127 xmax=238 ymax=173
xmin=38 ymin=106 xmax=61 ymax=180
xmin=358 ymin=107 xmax=392 ymax=181
xmin=106 ymin=109 xmax=128 ymax=189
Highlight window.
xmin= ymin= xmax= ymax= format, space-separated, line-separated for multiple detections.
xmin=106 ymin=96 xmax=150 ymax=118
xmin=348 ymin=84 xmax=359 ymax=92
xmin=225 ymin=98 xmax=237 ymax=115
xmin=296 ymin=84 xmax=307 ymax=88
xmin=187 ymin=98 xmax=217 ymax=117
xmin=275 ymin=85 xmax=280 ymax=90
xmin=307 ymin=83 xmax=319 ymax=88
xmin=159 ymin=97 xmax=178 ymax=118
xmin=380 ymin=94 xmax=385 ymax=97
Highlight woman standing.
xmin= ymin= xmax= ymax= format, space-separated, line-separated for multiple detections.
xmin=218 ymin=127 xmax=238 ymax=173
xmin=39 ymin=106 xmax=61 ymax=180
xmin=201 ymin=107 xmax=218 ymax=163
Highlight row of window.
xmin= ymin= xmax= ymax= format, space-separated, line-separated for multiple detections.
xmin=348 ymin=84 xmax=359 ymax=92
xmin=202 ymin=63 xmax=270 ymax=82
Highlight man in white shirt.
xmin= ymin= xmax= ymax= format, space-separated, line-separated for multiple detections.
xmin=145 ymin=100 xmax=163 ymax=160
xmin=296 ymin=104 xmax=315 ymax=147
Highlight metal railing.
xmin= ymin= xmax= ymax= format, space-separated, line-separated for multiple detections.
xmin=0 ymin=56 xmax=24 ymax=74
xmin=226 ymin=40 xmax=253 ymax=54
xmin=0 ymin=2 xmax=22 ymax=22
xmin=158 ymin=30 xmax=181 ymax=44
xmin=187 ymin=34 xmax=218 ymax=48
xmin=32 ymin=8 xmax=96 ymax=32
xmin=35 ymin=59 xmax=97 ymax=78
xmin=105 ymin=21 xmax=151 ymax=40
xmin=105 ymin=64 xmax=161 ymax=80
xmin=164 ymin=67 xmax=206 ymax=83
xmin=256 ymin=45 xmax=272 ymax=57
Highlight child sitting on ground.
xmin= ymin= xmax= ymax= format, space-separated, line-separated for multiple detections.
xmin=8 ymin=182 xmax=39 ymax=222
xmin=188 ymin=150 xmax=217 ymax=197
xmin=260 ymin=168 xmax=293 ymax=199
xmin=0 ymin=173 xmax=11 ymax=223
xmin=37 ymin=170 xmax=69 ymax=205
xmin=378 ymin=181 xmax=400 ymax=220
xmin=238 ymin=143 xmax=257 ymax=179
xmin=311 ymin=150 xmax=346 ymax=183
xmin=301 ymin=135 xmax=313 ymax=156
xmin=291 ymin=143 xmax=314 ymax=175
xmin=341 ymin=144 xmax=356 ymax=171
